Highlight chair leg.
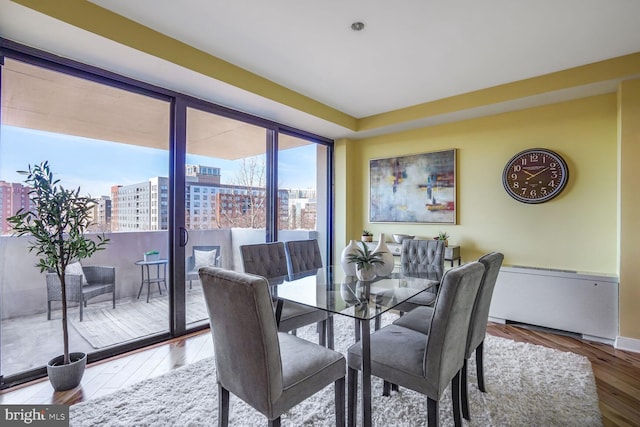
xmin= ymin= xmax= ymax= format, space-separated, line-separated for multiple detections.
xmin=335 ymin=377 xmax=345 ymax=427
xmin=112 ymin=291 xmax=116 ymax=309
xmin=462 ymin=359 xmax=470 ymax=420
xmin=218 ymin=383 xmax=229 ymax=427
xmin=383 ymin=380 xmax=399 ymax=395
xmin=268 ymin=418 xmax=281 ymax=427
xmin=327 ymin=315 xmax=334 ymax=350
xmin=383 ymin=380 xmax=391 ymax=396
xmin=79 ymin=299 xmax=84 ymax=322
xmin=47 ymin=301 xmax=52 ymax=320
xmin=427 ymin=397 xmax=439 ymax=427
xmin=354 ymin=319 xmax=361 ymax=342
xmin=347 ymin=367 xmax=358 ymax=427
xmin=451 ymin=370 xmax=462 ymax=427
xmin=476 ymin=340 xmax=486 ymax=392
xmin=319 ymin=320 xmax=327 ymax=347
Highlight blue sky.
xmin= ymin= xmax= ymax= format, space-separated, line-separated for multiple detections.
xmin=0 ymin=126 xmax=317 ymax=196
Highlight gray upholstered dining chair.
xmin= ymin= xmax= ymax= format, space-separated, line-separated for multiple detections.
xmin=393 ymin=239 xmax=445 ymax=313
xmin=199 ymin=267 xmax=346 ymax=427
xmin=240 ymin=242 xmax=329 ymax=346
xmin=393 ymin=252 xmax=504 ymax=421
xmin=284 ymin=238 xmax=334 ymax=348
xmin=346 ymin=261 xmax=485 ymax=427
xmin=284 ymin=239 xmax=323 ymax=278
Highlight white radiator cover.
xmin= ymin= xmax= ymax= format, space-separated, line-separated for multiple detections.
xmin=488 ymin=266 xmax=619 ymax=341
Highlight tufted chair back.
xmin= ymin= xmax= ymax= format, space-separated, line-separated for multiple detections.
xmin=285 ymin=239 xmax=323 ymax=277
xmin=400 ymin=239 xmax=445 ymax=277
xmin=240 ymin=242 xmax=289 ymax=280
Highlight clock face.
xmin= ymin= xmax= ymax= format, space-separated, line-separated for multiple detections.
xmin=502 ymin=148 xmax=569 ymax=204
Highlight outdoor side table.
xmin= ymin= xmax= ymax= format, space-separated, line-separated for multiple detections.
xmin=135 ymin=259 xmax=168 ymax=303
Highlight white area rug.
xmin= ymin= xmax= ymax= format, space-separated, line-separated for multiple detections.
xmin=70 ymin=314 xmax=602 ymax=426
xmin=71 ymin=292 xmax=208 ymax=348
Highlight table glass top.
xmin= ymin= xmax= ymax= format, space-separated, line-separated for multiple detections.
xmin=268 ymin=266 xmax=440 ymax=321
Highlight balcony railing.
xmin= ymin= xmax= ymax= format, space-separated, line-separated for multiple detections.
xmin=0 ymin=228 xmax=317 ymax=377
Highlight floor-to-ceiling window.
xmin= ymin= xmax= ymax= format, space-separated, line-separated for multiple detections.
xmin=0 ymin=39 xmax=333 ymax=388
xmin=182 ymin=106 xmax=269 ymax=326
xmin=0 ymin=57 xmax=172 ymax=380
xmin=277 ymin=132 xmax=330 ymax=261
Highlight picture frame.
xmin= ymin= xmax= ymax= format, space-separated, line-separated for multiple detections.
xmin=369 ymin=149 xmax=456 ymax=224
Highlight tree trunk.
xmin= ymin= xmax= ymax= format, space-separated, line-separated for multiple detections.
xmin=59 ymin=273 xmax=70 ymax=365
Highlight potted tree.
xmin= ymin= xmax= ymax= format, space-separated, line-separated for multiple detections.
xmin=361 ymin=229 xmax=374 ymax=242
xmin=347 ymin=241 xmax=385 ymax=281
xmin=6 ymin=161 xmax=109 ymax=391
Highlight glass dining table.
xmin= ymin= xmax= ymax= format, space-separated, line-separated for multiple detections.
xmin=268 ymin=266 xmax=440 ymax=427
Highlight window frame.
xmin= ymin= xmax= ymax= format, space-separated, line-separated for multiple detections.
xmin=0 ymin=37 xmax=334 ymax=388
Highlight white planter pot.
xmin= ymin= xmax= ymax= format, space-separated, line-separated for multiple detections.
xmin=340 ymin=240 xmax=359 ymax=276
xmin=374 ymin=233 xmax=395 ymax=277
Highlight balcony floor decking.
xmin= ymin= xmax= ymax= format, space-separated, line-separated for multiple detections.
xmin=1 ymin=285 xmax=209 ymax=377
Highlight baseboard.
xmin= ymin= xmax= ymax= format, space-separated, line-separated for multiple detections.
xmin=615 ymin=336 xmax=640 ymax=353
xmin=582 ymin=334 xmax=614 ymax=346
xmin=488 ymin=316 xmax=506 ymax=324
xmin=490 ymin=317 xmax=616 ymax=345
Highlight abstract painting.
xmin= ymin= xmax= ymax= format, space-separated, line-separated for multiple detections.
xmin=369 ymin=149 xmax=456 ymax=223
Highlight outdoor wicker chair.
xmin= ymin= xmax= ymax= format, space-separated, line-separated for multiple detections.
xmin=46 ymin=264 xmax=116 ymax=322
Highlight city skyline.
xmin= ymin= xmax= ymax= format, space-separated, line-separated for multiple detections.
xmin=0 ymin=125 xmax=318 ymax=197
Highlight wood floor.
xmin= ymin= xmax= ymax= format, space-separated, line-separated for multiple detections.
xmin=2 ymin=323 xmax=639 ymax=426
xmin=486 ymin=323 xmax=640 ymax=427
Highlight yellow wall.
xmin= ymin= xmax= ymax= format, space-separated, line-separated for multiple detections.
xmin=618 ymin=79 xmax=640 ymax=340
xmin=336 ymin=87 xmax=640 ymax=342
xmin=337 ymin=94 xmax=618 ymax=272
xmin=9 ymin=0 xmax=640 ymax=343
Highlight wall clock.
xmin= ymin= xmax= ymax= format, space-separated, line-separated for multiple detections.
xmin=502 ymin=148 xmax=569 ymax=204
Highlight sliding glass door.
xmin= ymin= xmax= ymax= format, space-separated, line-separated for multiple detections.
xmin=182 ymin=106 xmax=268 ymax=326
xmin=0 ymin=58 xmax=171 ymax=378
xmin=0 ymin=39 xmax=333 ymax=388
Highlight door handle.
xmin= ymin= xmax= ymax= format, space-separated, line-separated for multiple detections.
xmin=180 ymin=227 xmax=189 ymax=247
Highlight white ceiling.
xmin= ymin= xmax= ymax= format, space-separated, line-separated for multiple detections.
xmin=2 ymin=0 xmax=640 ymax=139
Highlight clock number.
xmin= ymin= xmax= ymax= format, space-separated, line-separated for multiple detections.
xmin=513 ymin=165 xmax=521 ymax=172
xmin=550 ymin=162 xmax=557 ymax=168
xmin=520 ymin=188 xmax=527 ymax=195
xmin=530 ymin=153 xmax=538 ymax=162
xmin=511 ymin=173 xmax=517 ymax=180
xmin=530 ymin=190 xmax=537 ymax=197
xmin=512 ymin=182 xmax=519 ymax=189
xmin=520 ymin=158 xmax=527 ymax=166
xmin=551 ymin=171 xmax=558 ymax=179
xmin=549 ymin=180 xmax=556 ymax=187
xmin=541 ymin=188 xmax=548 ymax=195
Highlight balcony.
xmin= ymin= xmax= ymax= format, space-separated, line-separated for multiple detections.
xmin=0 ymin=228 xmax=318 ymax=378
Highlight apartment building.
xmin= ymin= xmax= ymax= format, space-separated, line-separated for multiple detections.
xmin=0 ymin=180 xmax=32 ymax=235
